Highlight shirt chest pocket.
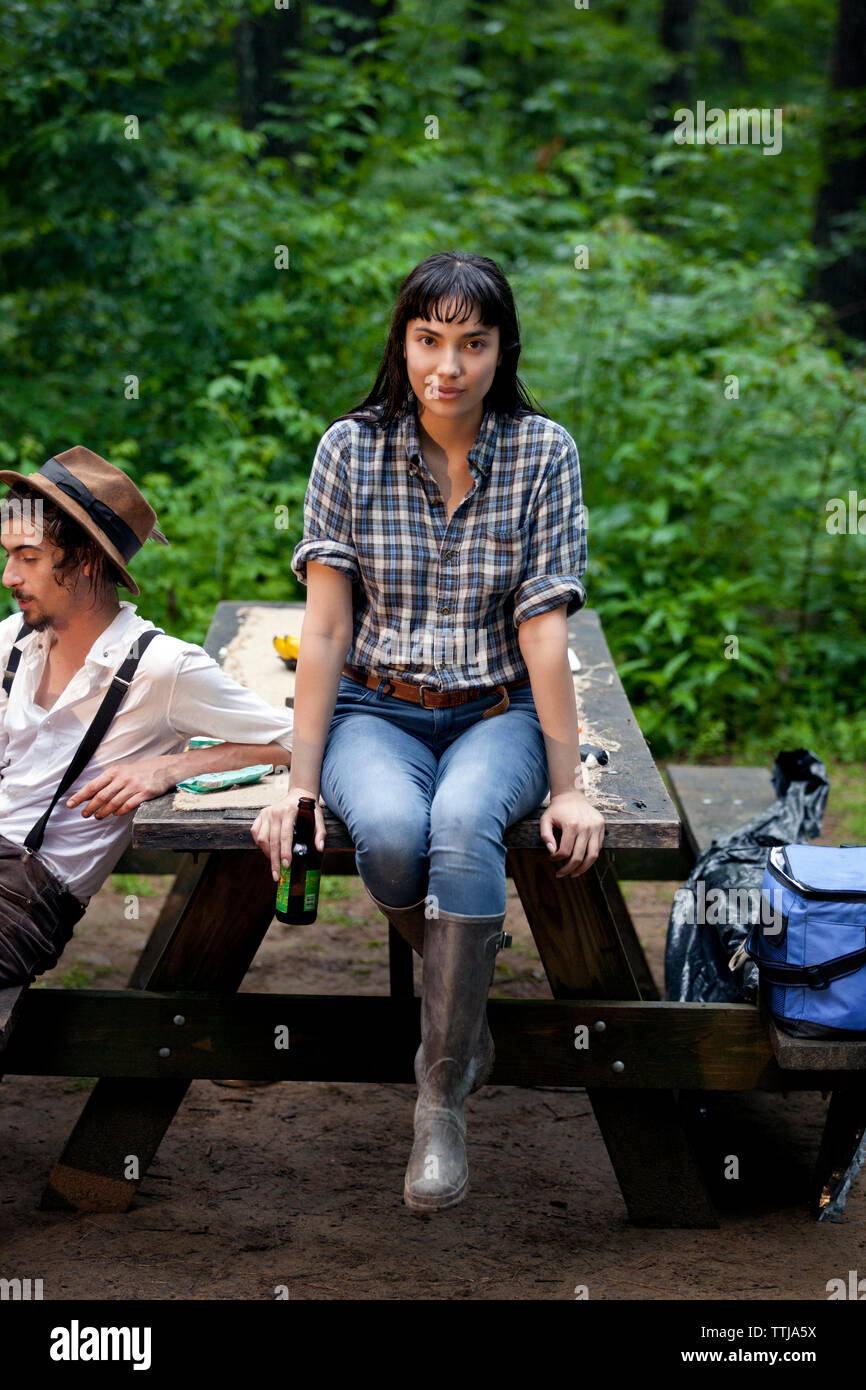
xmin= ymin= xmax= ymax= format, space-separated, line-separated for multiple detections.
xmin=477 ymin=523 xmax=530 ymax=599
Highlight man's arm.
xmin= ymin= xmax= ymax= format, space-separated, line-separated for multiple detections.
xmin=67 ymin=641 xmax=294 ymax=820
xmin=67 ymin=740 xmax=292 ymax=819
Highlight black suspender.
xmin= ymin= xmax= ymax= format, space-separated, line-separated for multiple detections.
xmin=2 ymin=620 xmax=31 ymax=694
xmin=1 ymin=622 xmax=164 ymax=856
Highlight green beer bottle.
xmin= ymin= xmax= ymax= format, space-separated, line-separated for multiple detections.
xmin=275 ymin=797 xmax=322 ymax=925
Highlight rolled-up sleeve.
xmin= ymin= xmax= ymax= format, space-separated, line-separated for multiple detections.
xmin=512 ymin=432 xmax=587 ymax=627
xmin=167 ymin=649 xmax=294 ymax=752
xmin=291 ymin=425 xmax=360 ymax=585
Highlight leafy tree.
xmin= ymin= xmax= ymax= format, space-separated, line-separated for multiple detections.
xmin=0 ymin=0 xmax=863 ymax=760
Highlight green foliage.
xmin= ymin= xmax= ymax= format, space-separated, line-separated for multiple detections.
xmin=825 ymin=762 xmax=866 ymax=841
xmin=31 ymin=962 xmax=113 ymax=990
xmin=319 ymin=875 xmax=351 ymax=900
xmin=108 ymin=873 xmax=161 ymax=897
xmin=1 ymin=0 xmax=863 ymax=760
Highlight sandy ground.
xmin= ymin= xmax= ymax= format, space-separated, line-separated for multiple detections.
xmin=1 ymin=792 xmax=864 ymax=1303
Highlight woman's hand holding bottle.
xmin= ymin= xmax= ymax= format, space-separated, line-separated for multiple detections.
xmin=251 ymin=787 xmax=328 ymax=882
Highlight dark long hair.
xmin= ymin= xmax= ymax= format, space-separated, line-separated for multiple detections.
xmin=332 ymin=251 xmax=549 ymax=430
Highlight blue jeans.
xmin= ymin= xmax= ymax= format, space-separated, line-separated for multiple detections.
xmin=319 ymin=674 xmax=550 ymax=918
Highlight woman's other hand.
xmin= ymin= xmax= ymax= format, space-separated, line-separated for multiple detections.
xmin=251 ymin=788 xmax=327 ymax=882
xmin=539 ymin=790 xmax=605 ymax=878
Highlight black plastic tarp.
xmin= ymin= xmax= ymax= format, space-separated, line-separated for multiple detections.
xmin=664 ymin=748 xmax=830 ymax=1005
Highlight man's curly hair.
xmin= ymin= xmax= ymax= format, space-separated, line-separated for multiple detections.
xmin=2 ymin=482 xmax=125 ymax=598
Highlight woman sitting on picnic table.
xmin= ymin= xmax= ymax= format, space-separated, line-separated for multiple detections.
xmin=252 ymin=250 xmax=605 ymax=1212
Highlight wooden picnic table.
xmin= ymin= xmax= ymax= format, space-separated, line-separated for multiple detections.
xmin=2 ymin=602 xmax=860 ymax=1226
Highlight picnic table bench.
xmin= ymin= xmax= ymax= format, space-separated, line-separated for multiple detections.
xmin=1 ymin=603 xmax=862 ymax=1226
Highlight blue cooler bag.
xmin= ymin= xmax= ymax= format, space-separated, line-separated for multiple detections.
xmin=745 ymin=844 xmax=866 ymax=1038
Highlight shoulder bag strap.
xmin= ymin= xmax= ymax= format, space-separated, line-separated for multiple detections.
xmin=2 ymin=620 xmax=33 ymax=695
xmin=23 ymin=627 xmax=164 ymax=856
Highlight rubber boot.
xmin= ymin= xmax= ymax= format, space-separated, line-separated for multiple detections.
xmin=363 ymin=885 xmax=427 ymax=955
xmin=403 ymin=910 xmax=507 ymax=1212
xmin=364 ymin=886 xmax=496 ymax=1093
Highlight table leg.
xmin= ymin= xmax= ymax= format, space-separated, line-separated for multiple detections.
xmin=127 ymin=852 xmax=210 ymax=990
xmin=813 ymin=1084 xmax=866 ymax=1221
xmin=41 ymin=849 xmax=278 ymax=1213
xmin=598 ymin=851 xmax=659 ymax=1002
xmin=0 ymin=985 xmax=26 ymax=1051
xmin=388 ymin=925 xmax=415 ymax=998
xmin=0 ymin=984 xmax=28 ymax=1084
xmin=509 ymin=847 xmax=718 ymax=1228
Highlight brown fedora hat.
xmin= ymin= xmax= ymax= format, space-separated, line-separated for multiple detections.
xmin=0 ymin=445 xmax=169 ymax=598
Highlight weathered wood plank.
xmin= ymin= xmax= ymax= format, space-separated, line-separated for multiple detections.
xmin=665 ymin=764 xmax=775 ymax=858
xmin=565 ymin=608 xmax=681 ymax=846
xmin=132 ymin=798 xmax=682 ymax=854
xmin=769 ymin=1017 xmax=866 ymax=1071
xmin=127 ymin=852 xmax=210 ymax=990
xmin=593 ymin=849 xmax=660 ymax=1001
xmin=3 ymin=991 xmax=841 ymax=1090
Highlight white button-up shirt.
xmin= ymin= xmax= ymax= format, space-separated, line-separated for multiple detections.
xmin=0 ymin=603 xmax=293 ymax=900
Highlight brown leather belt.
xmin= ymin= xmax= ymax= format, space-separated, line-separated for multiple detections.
xmin=341 ymin=663 xmax=530 ymax=719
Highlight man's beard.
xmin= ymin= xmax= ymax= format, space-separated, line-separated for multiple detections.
xmin=14 ymin=596 xmax=52 ymax=631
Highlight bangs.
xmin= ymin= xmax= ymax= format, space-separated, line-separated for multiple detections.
xmin=404 ymin=263 xmax=504 ymax=329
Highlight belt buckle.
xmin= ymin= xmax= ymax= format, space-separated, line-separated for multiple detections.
xmin=419 ymin=684 xmax=448 ymax=709
xmin=803 ymin=963 xmax=831 ymax=991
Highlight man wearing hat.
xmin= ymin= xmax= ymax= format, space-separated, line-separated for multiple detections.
xmin=0 ymin=446 xmax=294 ymax=987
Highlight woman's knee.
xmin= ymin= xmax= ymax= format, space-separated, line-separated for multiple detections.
xmin=429 ymin=788 xmax=504 ymax=848
xmin=352 ymin=807 xmax=429 ymax=905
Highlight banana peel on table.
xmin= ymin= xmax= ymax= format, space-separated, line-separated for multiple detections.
xmin=273 ymin=634 xmax=300 ymax=670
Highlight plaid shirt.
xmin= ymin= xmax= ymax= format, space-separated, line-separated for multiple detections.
xmin=291 ymin=400 xmax=587 ymax=690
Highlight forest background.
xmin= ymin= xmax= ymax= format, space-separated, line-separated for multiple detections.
xmin=1 ymin=0 xmax=864 ymax=783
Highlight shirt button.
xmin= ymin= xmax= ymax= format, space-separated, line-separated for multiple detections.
xmin=440 ymin=603 xmax=451 ymax=614
xmin=443 ymin=550 xmax=454 ymax=561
